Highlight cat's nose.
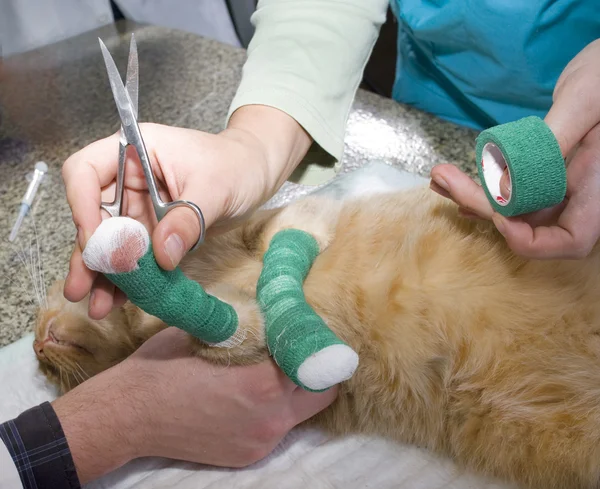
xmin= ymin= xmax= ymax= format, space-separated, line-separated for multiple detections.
xmin=33 ymin=340 xmax=45 ymax=358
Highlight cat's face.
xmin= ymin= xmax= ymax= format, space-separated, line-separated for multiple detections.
xmin=34 ymin=281 xmax=137 ymax=392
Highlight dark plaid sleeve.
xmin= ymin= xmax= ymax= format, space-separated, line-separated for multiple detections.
xmin=0 ymin=402 xmax=80 ymax=489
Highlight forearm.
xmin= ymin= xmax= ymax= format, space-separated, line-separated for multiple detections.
xmin=51 ymin=367 xmax=138 ymax=485
xmin=228 ymin=104 xmax=312 ymax=189
xmin=228 ymin=0 xmax=388 ymax=163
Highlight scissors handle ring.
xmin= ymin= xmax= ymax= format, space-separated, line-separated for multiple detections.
xmin=100 ymin=202 xmax=121 ymax=218
xmin=155 ymin=199 xmax=206 ymax=252
xmin=100 ymin=199 xmax=205 ymax=252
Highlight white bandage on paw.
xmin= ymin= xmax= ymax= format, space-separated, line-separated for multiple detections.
xmin=82 ymin=217 xmax=150 ymax=274
xmin=297 ymin=344 xmax=359 ymax=391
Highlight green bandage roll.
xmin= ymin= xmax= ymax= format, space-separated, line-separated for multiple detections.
xmin=475 ymin=116 xmax=567 ymax=217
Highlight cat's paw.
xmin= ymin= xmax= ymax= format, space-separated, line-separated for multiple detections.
xmin=189 ymin=284 xmax=268 ymax=366
xmin=297 ymin=344 xmax=359 ymax=391
xmin=261 ymin=197 xmax=342 ymax=254
xmin=82 ymin=217 xmax=150 ymax=274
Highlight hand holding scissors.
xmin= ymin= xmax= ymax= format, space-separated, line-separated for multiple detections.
xmin=61 ymin=35 xmax=312 ymax=320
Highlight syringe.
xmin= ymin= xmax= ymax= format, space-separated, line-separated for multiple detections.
xmin=9 ymin=161 xmax=49 ymax=242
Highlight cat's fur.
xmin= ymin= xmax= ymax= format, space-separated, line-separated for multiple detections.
xmin=35 ymin=187 xmax=600 ymax=489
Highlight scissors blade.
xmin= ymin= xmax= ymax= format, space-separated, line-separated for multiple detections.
xmin=98 ymin=38 xmax=137 ymax=131
xmin=125 ymin=34 xmax=139 ymax=119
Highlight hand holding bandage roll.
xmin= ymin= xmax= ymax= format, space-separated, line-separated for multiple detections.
xmin=430 ymin=39 xmax=600 ymax=259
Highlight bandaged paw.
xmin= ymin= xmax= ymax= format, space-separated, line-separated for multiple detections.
xmin=82 ymin=216 xmax=239 ymax=345
xmin=258 ymin=228 xmax=360 ymax=392
xmin=297 ymin=344 xmax=359 ymax=391
xmin=82 ymin=217 xmax=149 ymax=274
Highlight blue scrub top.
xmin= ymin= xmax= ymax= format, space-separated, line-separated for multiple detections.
xmin=390 ymin=1 xmax=600 ymax=130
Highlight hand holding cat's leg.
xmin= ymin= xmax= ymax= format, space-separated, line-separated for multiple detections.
xmin=82 ymin=216 xmax=242 ymax=345
xmin=52 ymin=327 xmax=338 ymax=485
xmin=257 ymin=228 xmax=359 ymax=392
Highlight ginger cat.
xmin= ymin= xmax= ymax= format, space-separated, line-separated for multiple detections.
xmin=34 ymin=187 xmax=600 ymax=489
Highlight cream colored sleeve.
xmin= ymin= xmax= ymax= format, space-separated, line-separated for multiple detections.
xmin=227 ymin=0 xmax=388 ymax=185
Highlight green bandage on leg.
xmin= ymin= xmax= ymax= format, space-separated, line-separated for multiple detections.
xmin=256 ymin=229 xmax=358 ymax=392
xmin=107 ymin=245 xmax=238 ymax=344
xmin=82 ymin=216 xmax=238 ymax=345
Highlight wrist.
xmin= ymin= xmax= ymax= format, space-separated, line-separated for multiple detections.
xmin=227 ymin=104 xmax=312 ymax=188
xmin=51 ymin=363 xmax=141 ymax=484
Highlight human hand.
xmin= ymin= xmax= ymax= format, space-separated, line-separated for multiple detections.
xmin=62 ymin=106 xmax=311 ymax=318
xmin=430 ymin=38 xmax=600 ymax=260
xmin=52 ymin=327 xmax=337 ymax=485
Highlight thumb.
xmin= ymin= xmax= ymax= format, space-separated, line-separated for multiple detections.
xmin=545 ymin=67 xmax=600 ymax=157
xmin=151 ymin=193 xmax=222 ymax=270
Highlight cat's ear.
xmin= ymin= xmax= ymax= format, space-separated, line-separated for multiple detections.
xmin=82 ymin=217 xmax=150 ymax=274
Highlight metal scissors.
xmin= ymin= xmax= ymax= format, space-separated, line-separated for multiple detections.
xmin=98 ymin=34 xmax=205 ymax=251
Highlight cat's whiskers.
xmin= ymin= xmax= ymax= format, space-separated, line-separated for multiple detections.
xmin=74 ymin=361 xmax=90 ymax=382
xmin=31 ymin=215 xmax=48 ymax=310
xmin=10 ymin=213 xmax=47 ymax=309
xmin=1 ymin=271 xmax=39 ymax=309
xmin=64 ymin=366 xmax=72 ymax=391
xmin=72 ymin=369 xmax=85 ymax=385
xmin=58 ymin=365 xmax=65 ymax=391
xmin=60 ymin=358 xmax=85 ymax=385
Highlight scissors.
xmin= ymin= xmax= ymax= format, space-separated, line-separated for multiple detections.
xmin=98 ymin=34 xmax=205 ymax=252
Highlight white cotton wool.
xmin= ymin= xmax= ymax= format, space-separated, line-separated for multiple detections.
xmin=82 ymin=217 xmax=150 ymax=274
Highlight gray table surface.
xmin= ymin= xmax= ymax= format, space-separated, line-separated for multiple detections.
xmin=0 ymin=21 xmax=477 ymax=347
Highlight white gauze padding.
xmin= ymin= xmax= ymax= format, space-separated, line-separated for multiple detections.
xmin=208 ymin=328 xmax=247 ymax=348
xmin=82 ymin=217 xmax=150 ymax=274
xmin=297 ymin=344 xmax=359 ymax=391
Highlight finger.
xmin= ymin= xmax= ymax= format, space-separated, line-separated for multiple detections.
xmin=492 ymin=214 xmax=579 ymax=259
xmin=151 ymin=187 xmax=224 ymax=269
xmin=430 ymin=164 xmax=494 ymax=220
xmin=152 ymin=206 xmax=202 ymax=269
xmin=429 ymin=180 xmax=452 ymax=200
xmin=500 ymin=168 xmax=511 ymax=200
xmin=64 ymin=240 xmax=96 ymax=303
xmin=545 ymin=69 xmax=600 ymax=156
xmin=88 ymin=274 xmax=116 ymax=320
xmin=62 ymin=134 xmax=121 ymax=248
xmin=492 ymin=124 xmax=600 ymax=259
xmin=458 ymin=207 xmax=484 ymax=220
xmin=289 ymin=385 xmax=338 ymax=425
xmin=113 ymin=288 xmax=128 ymax=308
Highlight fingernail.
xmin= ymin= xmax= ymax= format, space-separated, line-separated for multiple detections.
xmin=89 ymin=290 xmax=96 ymax=309
xmin=429 ymin=181 xmax=451 ymax=199
xmin=164 ymin=234 xmax=185 ymax=267
xmin=432 ymin=175 xmax=450 ymax=192
xmin=492 ymin=214 xmax=506 ymax=235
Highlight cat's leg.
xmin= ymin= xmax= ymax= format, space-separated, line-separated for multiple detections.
xmin=187 ymin=283 xmax=270 ymax=365
xmin=82 ymin=217 xmax=239 ymax=344
xmin=257 ymin=197 xmax=359 ymax=392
